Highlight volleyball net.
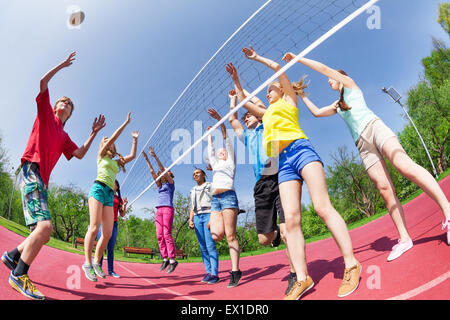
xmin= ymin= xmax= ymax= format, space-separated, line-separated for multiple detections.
xmin=121 ymin=0 xmax=380 ymax=207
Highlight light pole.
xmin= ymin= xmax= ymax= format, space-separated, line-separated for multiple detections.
xmin=382 ymin=86 xmax=438 ymax=178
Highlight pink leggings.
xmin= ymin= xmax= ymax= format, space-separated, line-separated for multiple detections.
xmin=155 ymin=206 xmax=175 ymax=259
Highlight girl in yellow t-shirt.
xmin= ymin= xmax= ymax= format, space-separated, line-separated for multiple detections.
xmin=227 ymin=47 xmax=361 ymax=300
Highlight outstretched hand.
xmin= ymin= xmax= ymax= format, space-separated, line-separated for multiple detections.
xmin=282 ymin=52 xmax=296 ymax=63
xmin=228 ymin=89 xmax=237 ymax=99
xmin=125 ymin=112 xmax=132 ymax=124
xmin=242 ymin=46 xmax=257 ymax=60
xmin=92 ymin=114 xmax=106 ymax=133
xmin=61 ymin=52 xmax=76 ymax=68
xmin=132 ymin=130 xmax=139 ymax=139
xmin=225 ymin=63 xmax=239 ymax=82
xmin=207 ymin=108 xmax=222 ymax=121
xmin=149 ymin=146 xmax=156 ymax=157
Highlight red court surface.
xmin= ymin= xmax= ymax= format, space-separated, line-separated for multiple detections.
xmin=1 ymin=177 xmax=449 ymax=300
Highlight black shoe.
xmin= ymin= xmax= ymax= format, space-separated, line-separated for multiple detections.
xmin=285 ymin=272 xmax=297 ymax=295
xmin=1 ymin=252 xmax=18 ymax=271
xmin=166 ymin=261 xmax=179 ymax=274
xmin=160 ymin=260 xmax=170 ymax=271
xmin=271 ymin=225 xmax=281 ymax=247
xmin=227 ymin=270 xmax=242 ymax=288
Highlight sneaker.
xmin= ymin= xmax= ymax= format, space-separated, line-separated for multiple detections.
xmin=387 ymin=239 xmax=413 ymax=261
xmin=92 ymin=263 xmax=106 ymax=279
xmin=283 ymin=275 xmax=314 ymax=300
xmin=442 ymin=219 xmax=450 ymax=245
xmin=337 ymin=260 xmax=362 ymax=297
xmin=227 ymin=270 xmax=242 ymax=288
xmin=160 ymin=260 xmax=170 ymax=271
xmin=285 ymin=272 xmax=297 ymax=296
xmin=201 ymin=273 xmax=212 ymax=283
xmin=1 ymin=251 xmax=18 ymax=271
xmin=82 ymin=264 xmax=98 ymax=282
xmin=9 ymin=271 xmax=45 ymax=300
xmin=166 ymin=261 xmax=179 ymax=274
xmin=207 ymin=275 xmax=220 ymax=284
xmin=271 ymin=225 xmax=281 ymax=247
xmin=109 ymin=271 xmax=121 ymax=278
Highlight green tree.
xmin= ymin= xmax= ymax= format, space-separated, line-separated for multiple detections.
xmin=48 ymin=185 xmax=90 ymax=245
xmin=422 ymin=39 xmax=450 ymax=88
xmin=438 ymin=2 xmax=450 ymax=35
xmin=403 ymin=79 xmax=450 ymax=173
xmin=326 ymin=146 xmax=381 ymax=218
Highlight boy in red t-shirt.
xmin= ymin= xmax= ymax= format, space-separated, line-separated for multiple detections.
xmin=1 ymin=52 xmax=106 ymax=300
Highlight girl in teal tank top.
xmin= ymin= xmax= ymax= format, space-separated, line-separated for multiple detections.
xmin=83 ymin=112 xmax=140 ymax=282
xmin=282 ymin=53 xmax=450 ymax=257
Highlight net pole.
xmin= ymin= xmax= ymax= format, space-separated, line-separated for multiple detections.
xmin=120 ymin=0 xmax=273 ymax=188
xmin=128 ymin=0 xmax=381 ymax=207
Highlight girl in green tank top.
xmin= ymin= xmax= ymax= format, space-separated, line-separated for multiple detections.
xmin=82 ymin=112 xmax=140 ymax=282
xmin=282 ymin=53 xmax=450 ymax=256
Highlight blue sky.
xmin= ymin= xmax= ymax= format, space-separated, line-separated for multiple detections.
xmin=0 ymin=0 xmax=447 ymax=219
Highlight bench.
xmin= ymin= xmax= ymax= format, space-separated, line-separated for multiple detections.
xmin=123 ymin=246 xmax=156 ymax=259
xmin=176 ymin=249 xmax=187 ymax=259
xmin=75 ymin=237 xmax=97 ymax=249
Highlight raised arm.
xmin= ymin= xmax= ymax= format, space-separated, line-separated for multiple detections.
xmin=149 ymin=147 xmax=173 ymax=184
xmin=72 ymin=114 xmax=106 ymax=159
xmin=243 ymin=46 xmax=297 ymax=107
xmin=122 ymin=131 xmax=139 ymax=164
xmin=207 ymin=108 xmax=227 ymax=140
xmin=282 ymin=53 xmax=358 ymax=90
xmin=40 ymin=52 xmax=76 ymax=95
xmin=99 ymin=112 xmax=131 ymax=158
xmin=226 ymin=62 xmax=267 ymax=118
xmin=228 ymin=89 xmax=244 ymax=139
xmin=302 ymin=96 xmax=339 ymax=117
xmin=207 ymin=126 xmax=217 ymax=168
xmin=142 ymin=150 xmax=160 ymax=188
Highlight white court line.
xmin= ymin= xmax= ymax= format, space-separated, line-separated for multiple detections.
xmin=387 ymin=271 xmax=450 ymax=300
xmin=116 ymin=262 xmax=198 ymax=300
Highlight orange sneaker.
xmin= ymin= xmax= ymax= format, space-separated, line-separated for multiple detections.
xmin=283 ymin=275 xmax=314 ymax=300
xmin=338 ymin=261 xmax=362 ymax=297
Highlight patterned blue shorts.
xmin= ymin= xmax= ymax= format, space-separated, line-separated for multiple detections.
xmin=19 ymin=162 xmax=51 ymax=227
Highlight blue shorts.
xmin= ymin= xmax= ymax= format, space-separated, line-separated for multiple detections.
xmin=211 ymin=190 xmax=239 ymax=212
xmin=89 ymin=181 xmax=114 ymax=207
xmin=278 ymin=139 xmax=323 ymax=184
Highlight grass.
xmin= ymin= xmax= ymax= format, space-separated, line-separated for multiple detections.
xmin=1 ymin=168 xmax=448 ymax=265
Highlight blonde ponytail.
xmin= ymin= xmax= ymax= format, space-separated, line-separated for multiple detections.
xmin=292 ymin=75 xmax=310 ymax=98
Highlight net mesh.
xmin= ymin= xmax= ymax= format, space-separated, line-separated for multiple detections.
xmin=121 ymin=0 xmax=375 ymax=204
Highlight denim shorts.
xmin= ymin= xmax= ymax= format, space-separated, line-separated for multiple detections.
xmin=19 ymin=162 xmax=51 ymax=227
xmin=211 ymin=190 xmax=239 ymax=212
xmin=88 ymin=181 xmax=114 ymax=207
xmin=278 ymin=139 xmax=323 ymax=184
